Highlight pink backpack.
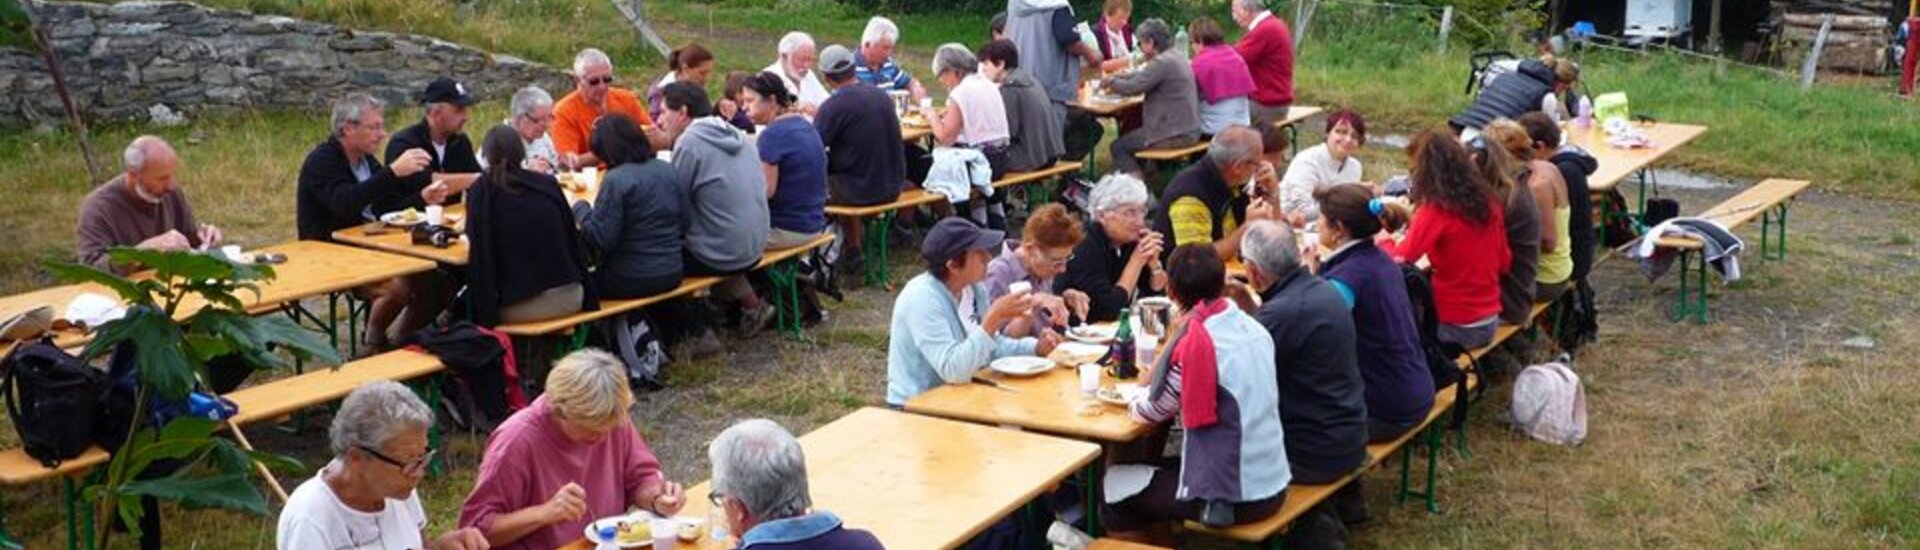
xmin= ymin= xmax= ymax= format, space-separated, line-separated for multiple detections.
xmin=1510 ymin=360 xmax=1588 ymax=446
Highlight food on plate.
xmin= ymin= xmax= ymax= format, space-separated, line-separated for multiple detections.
xmin=678 ymin=522 xmax=701 ymax=541
xmin=614 ymin=520 xmax=651 ymax=545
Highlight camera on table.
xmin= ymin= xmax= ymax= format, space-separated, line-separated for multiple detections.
xmin=410 ymin=223 xmax=460 ymax=248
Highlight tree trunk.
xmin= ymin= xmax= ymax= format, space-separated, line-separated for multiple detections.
xmin=611 ymin=0 xmax=670 ymax=59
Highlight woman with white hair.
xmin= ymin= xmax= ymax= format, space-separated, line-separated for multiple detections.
xmin=708 ymin=419 xmax=886 ymax=550
xmin=479 ymin=86 xmax=558 ymax=173
xmin=920 ymin=43 xmax=1014 ymax=228
xmin=764 ymin=31 xmax=831 ymax=111
xmin=1055 ymin=173 xmax=1168 ymax=322
xmin=459 ymin=349 xmax=686 ymax=550
xmin=277 ymin=381 xmax=489 ymax=550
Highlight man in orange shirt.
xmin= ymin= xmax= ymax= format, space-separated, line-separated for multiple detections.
xmin=552 ymin=48 xmax=670 ymax=169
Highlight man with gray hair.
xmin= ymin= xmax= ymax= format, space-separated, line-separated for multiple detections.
xmin=298 ymin=91 xmax=433 ymax=350
xmin=708 ymin=419 xmax=885 ymax=550
xmin=552 ymin=47 xmax=667 ymax=169
xmin=764 ymin=31 xmax=831 ymax=110
xmin=76 ymin=135 xmax=223 ymax=274
xmin=480 ymin=86 xmax=559 ymax=173
xmin=853 ymin=16 xmax=927 ymax=102
xmin=277 ymin=381 xmax=489 ymax=550
xmin=1231 ymin=0 xmax=1296 ymax=126
xmin=1153 ymin=125 xmax=1281 ymax=261
xmin=1236 ymin=219 xmax=1366 ymax=548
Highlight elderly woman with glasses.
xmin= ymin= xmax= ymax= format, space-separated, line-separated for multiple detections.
xmin=983 ymin=203 xmax=1090 ymax=337
xmin=707 ymin=419 xmax=886 ymax=550
xmin=479 ymin=86 xmax=559 ymax=173
xmin=460 ymin=349 xmax=686 ymax=550
xmin=277 ymin=381 xmax=488 ymax=550
xmin=1055 ymin=174 xmax=1169 ymax=323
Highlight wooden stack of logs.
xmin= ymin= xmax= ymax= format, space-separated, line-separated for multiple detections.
xmin=1774 ymin=1 xmax=1896 ymax=73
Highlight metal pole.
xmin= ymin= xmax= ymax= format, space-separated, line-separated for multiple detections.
xmin=1798 ymin=13 xmax=1834 ymax=91
xmin=1707 ymin=0 xmax=1723 ymax=55
xmin=1438 ymin=6 xmax=1453 ymax=54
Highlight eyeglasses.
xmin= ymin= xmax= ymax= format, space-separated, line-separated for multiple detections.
xmin=708 ymin=490 xmax=728 ymax=507
xmin=358 ymin=445 xmax=436 ymax=476
xmin=1107 ymin=206 xmax=1147 ymax=219
xmin=348 ymin=120 xmax=387 ymax=133
xmin=519 ymin=112 xmax=555 ymax=124
xmin=584 ymin=75 xmax=616 ymax=87
xmin=1042 ymin=252 xmax=1075 ymax=266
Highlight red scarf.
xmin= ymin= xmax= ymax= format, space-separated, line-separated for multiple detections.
xmin=1172 ymin=298 xmax=1229 ymax=429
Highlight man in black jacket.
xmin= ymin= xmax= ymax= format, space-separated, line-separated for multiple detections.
xmin=1450 ymin=58 xmax=1578 ymax=137
xmin=382 ymin=77 xmax=484 ymax=213
xmin=296 ymin=92 xmax=435 ymax=351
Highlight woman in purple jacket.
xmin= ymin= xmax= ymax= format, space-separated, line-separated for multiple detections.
xmin=1310 ymin=183 xmax=1435 ymax=441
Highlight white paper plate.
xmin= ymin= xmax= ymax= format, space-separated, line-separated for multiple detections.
xmin=988 ymin=356 xmax=1055 ymax=377
xmin=583 ymin=513 xmax=659 ymax=548
xmin=379 ymin=210 xmax=426 ymax=226
xmin=1066 ymin=325 xmax=1116 ymax=344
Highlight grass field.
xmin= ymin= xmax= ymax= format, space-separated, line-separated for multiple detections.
xmin=4 ymin=1 xmax=1920 ymax=548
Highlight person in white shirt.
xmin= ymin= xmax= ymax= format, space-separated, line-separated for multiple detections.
xmin=765 ymin=31 xmax=832 ymax=113
xmin=1280 ymin=109 xmax=1366 ymax=225
xmin=277 ymin=382 xmax=489 ymax=550
xmin=479 ymin=86 xmax=559 ymax=173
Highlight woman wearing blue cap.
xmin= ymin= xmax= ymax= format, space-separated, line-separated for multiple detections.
xmin=885 ymin=218 xmax=1063 ymax=407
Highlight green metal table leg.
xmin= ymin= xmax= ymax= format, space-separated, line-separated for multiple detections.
xmin=1762 ymin=202 xmax=1790 ymax=261
xmin=1634 ymin=169 xmax=1650 ymax=225
xmin=1670 ymin=250 xmax=1709 ymax=324
xmin=769 ymin=260 xmax=804 ymax=339
xmin=866 ymin=212 xmax=896 ymax=288
xmin=1284 ymin=122 xmax=1300 ymax=157
xmin=1081 ymin=460 xmax=1102 ymax=536
xmin=569 ymin=323 xmax=592 ymax=351
xmin=409 ymin=377 xmax=446 ymax=477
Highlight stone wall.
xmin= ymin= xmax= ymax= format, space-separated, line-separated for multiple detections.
xmin=0 ymin=0 xmax=574 ymax=126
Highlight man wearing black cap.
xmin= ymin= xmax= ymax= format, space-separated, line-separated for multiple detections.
xmin=885 ymin=218 xmax=1062 ymax=407
xmin=379 ymin=77 xmax=484 ymax=215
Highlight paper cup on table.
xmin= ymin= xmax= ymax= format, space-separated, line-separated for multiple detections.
xmin=1079 ymin=363 xmax=1101 ymax=397
xmin=424 ymin=205 xmax=445 ymax=226
xmin=582 ymin=166 xmax=599 ymax=185
xmin=651 ymin=518 xmax=680 ymax=550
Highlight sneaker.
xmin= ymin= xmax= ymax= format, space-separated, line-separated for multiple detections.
xmin=739 ymin=303 xmax=777 ymax=337
xmin=1044 ymin=520 xmax=1092 ymax=550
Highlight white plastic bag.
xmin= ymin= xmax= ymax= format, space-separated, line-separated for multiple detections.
xmin=1510 ymin=361 xmax=1588 ymax=446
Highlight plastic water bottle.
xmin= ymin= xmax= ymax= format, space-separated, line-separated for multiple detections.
xmin=708 ymin=504 xmax=731 ymax=542
xmin=594 ymin=526 xmax=619 ymax=550
xmin=1574 ymin=95 xmax=1593 ymax=129
xmin=1172 ymin=28 xmax=1191 ymax=59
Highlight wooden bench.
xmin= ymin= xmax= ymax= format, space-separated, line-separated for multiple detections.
xmin=1644 ymin=178 xmax=1811 ymax=324
xmin=826 ymin=189 xmax=946 ymax=288
xmin=0 ymin=349 xmax=443 ymax=550
xmin=1088 ymin=538 xmax=1171 ymax=549
xmin=1133 ymin=107 xmax=1324 ymax=184
xmin=992 ymin=160 xmax=1083 ymax=209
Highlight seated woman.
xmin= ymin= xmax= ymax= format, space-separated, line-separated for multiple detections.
xmin=647 ymin=43 xmax=717 ymax=120
xmin=1280 ymin=109 xmax=1367 ymax=225
xmin=743 ymin=71 xmax=831 ymax=250
xmin=1310 ymin=183 xmax=1435 ymax=442
xmin=1103 ymin=18 xmax=1201 ymax=179
xmin=984 ymin=204 xmax=1091 ymax=337
xmin=1483 ymin=118 xmax=1571 ymax=300
xmin=460 ymin=349 xmax=687 ymax=550
xmin=468 ymin=125 xmax=597 ymax=326
xmin=1092 ymin=0 xmax=1138 ymax=73
xmin=577 ymin=114 xmax=685 ymax=300
xmin=718 ymin=71 xmax=758 ymax=133
xmin=277 ymin=382 xmax=488 ymax=550
xmin=1379 ymin=130 xmax=1508 ymax=350
xmin=1187 ymin=17 xmax=1254 ymax=137
xmin=979 ymin=39 xmax=1064 ymax=174
xmin=1467 ymin=121 xmax=1540 ymax=326
xmin=920 ymin=43 xmax=1013 ymax=229
xmin=1055 ymin=174 xmax=1167 ymax=323
xmin=1109 ymin=244 xmax=1288 ymax=535
xmin=886 ymin=218 xmax=1060 ymax=407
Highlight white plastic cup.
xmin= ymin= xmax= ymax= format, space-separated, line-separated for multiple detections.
xmin=582 ymin=166 xmax=599 ymax=186
xmin=919 ymin=97 xmax=933 ymax=110
xmin=1136 ymin=333 xmax=1159 ymax=371
xmin=650 ymin=518 xmax=679 ymax=550
xmin=1008 ymin=281 xmax=1032 ymax=295
xmin=220 ymin=245 xmax=243 ymax=262
xmin=1078 ymin=363 xmax=1100 ymax=397
xmin=424 ymin=205 xmax=445 ymax=226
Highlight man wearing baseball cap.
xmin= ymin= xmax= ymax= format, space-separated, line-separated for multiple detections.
xmin=885 ymin=218 xmax=1062 ymax=407
xmin=379 ymin=76 xmax=484 ymax=214
xmin=814 ymin=43 xmax=907 ymax=281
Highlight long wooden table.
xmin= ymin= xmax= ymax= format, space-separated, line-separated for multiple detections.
xmin=555 ymin=407 xmax=1100 ymax=550
xmin=905 ymin=365 xmax=1153 ymax=444
xmin=1565 ymin=121 xmax=1709 ymax=193
xmin=0 ymin=241 xmax=436 ymax=348
xmin=329 ymin=206 xmax=473 ymax=266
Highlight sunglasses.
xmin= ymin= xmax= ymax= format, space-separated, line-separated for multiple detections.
xmin=584 ymin=75 xmax=616 ymax=87
xmin=358 ymin=445 xmax=436 ymax=476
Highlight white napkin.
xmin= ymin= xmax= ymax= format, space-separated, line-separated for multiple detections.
xmin=65 ymin=293 xmax=126 ymax=327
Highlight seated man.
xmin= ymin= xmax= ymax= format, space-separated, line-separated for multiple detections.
xmin=707 ymin=419 xmax=886 ymax=550
xmin=77 ymin=135 xmax=222 ymax=275
xmin=853 ymin=17 xmax=934 ymax=184
xmin=656 ymin=82 xmax=776 ymax=336
xmin=765 ymin=31 xmax=832 ymax=111
xmin=295 ymin=92 xmax=436 ymax=350
xmin=814 ymin=44 xmax=906 ymax=280
xmin=1236 ymin=220 xmax=1368 ymax=547
xmin=886 ymin=218 xmax=1058 ymax=407
xmin=551 ymin=48 xmax=670 ymax=168
xmin=1154 ymin=126 xmax=1281 ymax=262
xmin=381 ymin=77 xmax=483 ymax=213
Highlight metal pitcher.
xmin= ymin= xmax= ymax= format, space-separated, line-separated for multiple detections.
xmin=1133 ymin=297 xmax=1176 ymax=341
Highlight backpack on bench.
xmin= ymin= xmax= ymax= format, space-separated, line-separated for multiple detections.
xmin=2 ymin=339 xmax=106 ymax=466
xmin=1401 ymin=266 xmax=1478 ymax=427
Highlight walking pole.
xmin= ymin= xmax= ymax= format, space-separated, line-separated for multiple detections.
xmin=227 ymin=420 xmax=291 ymax=504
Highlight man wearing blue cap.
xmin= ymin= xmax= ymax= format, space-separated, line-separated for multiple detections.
xmin=886 ymin=218 xmax=1062 ymax=407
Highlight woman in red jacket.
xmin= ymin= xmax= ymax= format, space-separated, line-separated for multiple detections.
xmin=1379 ymin=130 xmax=1508 ymax=350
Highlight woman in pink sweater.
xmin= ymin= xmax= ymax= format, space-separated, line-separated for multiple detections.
xmin=459 ymin=349 xmax=688 ymax=550
xmin=1379 ymin=130 xmax=1509 ymax=350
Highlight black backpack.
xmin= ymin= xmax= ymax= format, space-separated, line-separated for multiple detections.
xmin=1554 ymin=278 xmax=1599 ymax=354
xmin=1400 ymin=266 xmax=1476 ymax=427
xmin=405 ymin=322 xmax=524 ymax=431
xmin=1 ymin=339 xmax=107 ymax=466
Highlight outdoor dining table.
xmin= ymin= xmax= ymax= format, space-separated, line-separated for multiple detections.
xmin=552 ymin=407 xmax=1100 ymax=550
xmin=0 ymin=240 xmax=436 ymax=350
xmin=1563 ymin=121 xmax=1709 ymax=228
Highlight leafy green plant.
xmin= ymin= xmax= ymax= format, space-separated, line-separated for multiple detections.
xmin=44 ymin=248 xmax=339 ymax=547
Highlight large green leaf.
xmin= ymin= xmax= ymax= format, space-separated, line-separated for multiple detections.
xmin=109 ymin=249 xmax=241 ymax=283
xmin=207 ymin=440 xmax=304 ymax=477
xmin=189 ymin=310 xmax=340 ymax=370
xmin=42 ymin=261 xmax=150 ymax=307
xmin=0 ymin=1 xmax=35 ymax=52
xmin=83 ymin=306 xmax=197 ymax=399
xmin=118 ymin=473 xmax=270 ymax=516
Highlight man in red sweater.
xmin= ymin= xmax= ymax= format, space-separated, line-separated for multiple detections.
xmin=1231 ymin=0 xmax=1296 ymax=127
